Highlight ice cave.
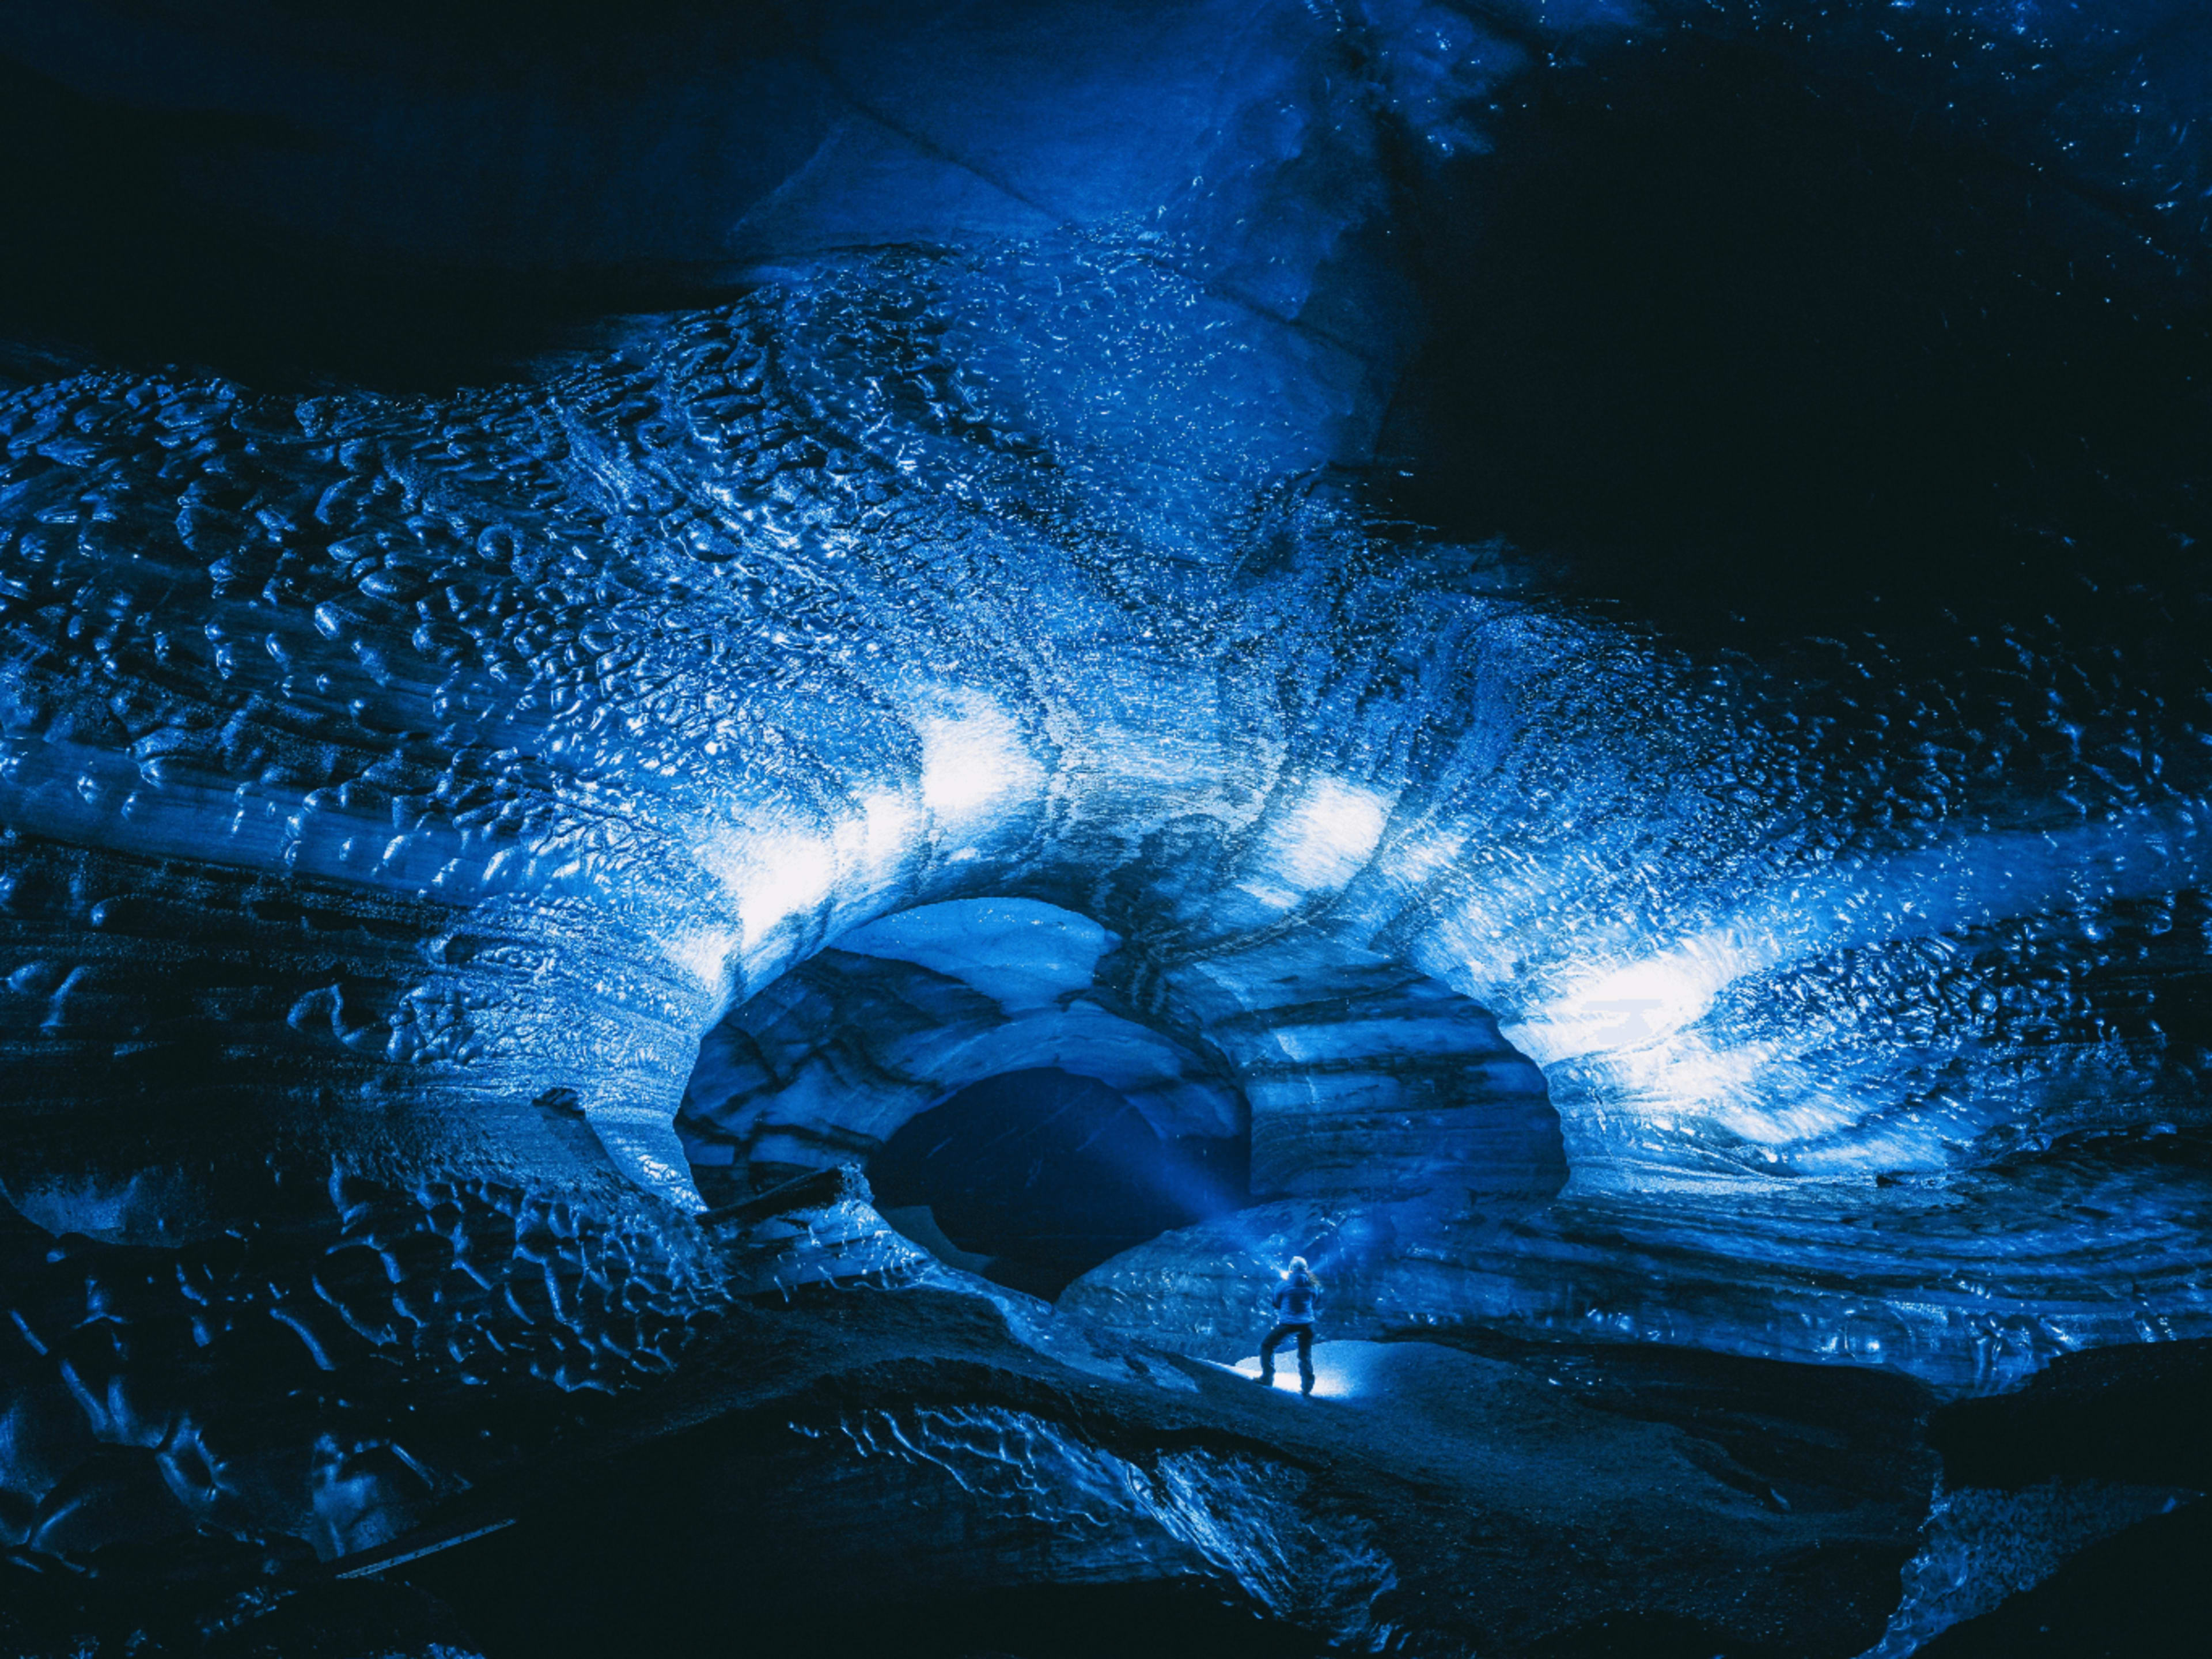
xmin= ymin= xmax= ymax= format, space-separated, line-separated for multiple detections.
xmin=0 ymin=2 xmax=2207 ymax=1655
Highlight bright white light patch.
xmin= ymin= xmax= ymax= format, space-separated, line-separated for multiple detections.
xmin=695 ymin=825 xmax=840 ymax=949
xmin=1220 ymin=1339 xmax=1483 ymax=1404
xmin=732 ymin=831 xmax=838 ymax=945
xmin=1510 ymin=932 xmax=1770 ymax=1066
xmin=916 ymin=696 xmax=1044 ymax=830
xmin=1239 ymin=777 xmax=1391 ymax=909
xmin=662 ymin=926 xmax=740 ymax=992
xmin=1226 ymin=1351 xmax=1353 ymax=1400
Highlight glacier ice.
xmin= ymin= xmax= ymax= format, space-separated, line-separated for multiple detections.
xmin=0 ymin=0 xmax=2210 ymax=1653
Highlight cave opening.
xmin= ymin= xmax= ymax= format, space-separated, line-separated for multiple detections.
xmin=869 ymin=1066 xmax=1251 ymax=1300
xmin=1379 ymin=29 xmax=2212 ymax=627
xmin=673 ymin=895 xmax=1266 ymax=1300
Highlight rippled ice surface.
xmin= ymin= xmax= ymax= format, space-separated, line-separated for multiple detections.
xmin=1 ymin=225 xmax=2205 ymax=1384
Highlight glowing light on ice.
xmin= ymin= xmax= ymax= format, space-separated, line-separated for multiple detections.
xmin=1238 ymin=777 xmax=1391 ymax=910
xmin=1226 ymin=1354 xmax=1353 ymax=1399
xmin=736 ymin=831 xmax=839 ymax=944
xmin=1224 ymin=1341 xmax=1411 ymax=1401
xmin=685 ymin=790 xmax=933 ymax=995
xmin=662 ymin=926 xmax=741 ymax=992
xmin=916 ymin=696 xmax=1044 ymax=829
xmin=695 ymin=826 xmax=840 ymax=949
xmin=1509 ymin=932 xmax=1774 ymax=1066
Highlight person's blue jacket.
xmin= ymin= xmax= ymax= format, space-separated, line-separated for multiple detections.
xmin=1274 ymin=1271 xmax=1319 ymax=1325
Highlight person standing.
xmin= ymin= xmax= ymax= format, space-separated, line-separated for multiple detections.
xmin=1257 ymin=1255 xmax=1321 ymax=1395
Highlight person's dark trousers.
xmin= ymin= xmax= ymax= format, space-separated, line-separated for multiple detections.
xmin=1259 ymin=1323 xmax=1315 ymax=1393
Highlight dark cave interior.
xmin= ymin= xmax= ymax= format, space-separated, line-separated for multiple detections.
xmin=1382 ymin=29 xmax=2212 ymax=627
xmin=869 ymin=1067 xmax=1251 ymax=1300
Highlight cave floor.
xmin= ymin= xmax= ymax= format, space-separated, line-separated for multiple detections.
xmin=13 ymin=1266 xmax=2207 ymax=1658
xmin=361 ymin=1281 xmax=1936 ymax=1659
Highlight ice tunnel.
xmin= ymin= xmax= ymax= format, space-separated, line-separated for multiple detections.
xmin=676 ymin=895 xmax=1563 ymax=1309
xmin=0 ymin=2 xmax=2209 ymax=1656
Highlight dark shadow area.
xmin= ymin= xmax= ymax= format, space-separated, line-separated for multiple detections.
xmin=1378 ymin=31 xmax=2212 ymax=627
xmin=1929 ymin=1334 xmax=2212 ymax=1491
xmin=1918 ymin=1498 xmax=2209 ymax=1658
xmin=1397 ymin=1324 xmax=1936 ymax=1517
xmin=869 ymin=1067 xmax=1249 ymax=1298
xmin=1908 ymin=1335 xmax=2212 ymax=1657
xmin=411 ymin=1559 xmax=1320 ymax=1659
xmin=0 ymin=54 xmax=732 ymax=392
xmin=1521 ymin=1610 xmax=1826 ymax=1659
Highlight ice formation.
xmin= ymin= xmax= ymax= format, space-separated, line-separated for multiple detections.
xmin=0 ymin=2 xmax=2207 ymax=1655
